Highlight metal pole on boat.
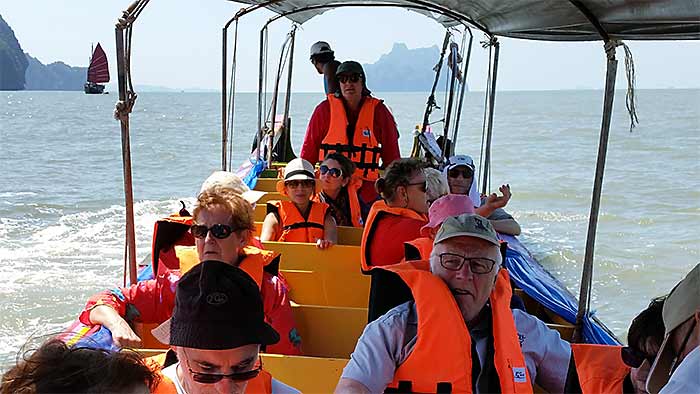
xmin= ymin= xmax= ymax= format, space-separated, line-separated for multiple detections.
xmin=221 ymin=24 xmax=229 ymax=170
xmin=441 ymin=43 xmax=459 ymax=160
xmin=256 ymin=28 xmax=265 ymax=161
xmin=451 ymin=27 xmax=473 ymax=156
xmin=573 ymin=43 xmax=618 ymax=342
xmin=481 ymin=38 xmax=499 ymax=195
xmin=281 ymin=26 xmax=296 ymax=161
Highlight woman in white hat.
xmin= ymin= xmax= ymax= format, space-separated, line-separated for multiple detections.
xmin=261 ymin=158 xmax=337 ymax=249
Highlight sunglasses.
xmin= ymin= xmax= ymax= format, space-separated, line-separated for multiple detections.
xmin=184 ymin=353 xmax=263 ymax=384
xmin=190 ymin=224 xmax=234 ymax=239
xmin=621 ymin=346 xmax=655 ymax=369
xmin=406 ymin=180 xmax=427 ymax=193
xmin=447 ymin=168 xmax=474 ymax=179
xmin=319 ymin=165 xmax=342 ymax=178
xmin=285 ymin=180 xmax=315 ymax=189
xmin=338 ymin=74 xmax=361 ymax=84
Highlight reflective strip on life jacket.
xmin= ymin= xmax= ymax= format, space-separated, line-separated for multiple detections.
xmin=321 ymin=94 xmax=382 ymax=181
xmin=268 ymin=200 xmax=328 ymax=243
xmin=382 ymin=262 xmax=533 ymax=394
xmin=360 ymin=200 xmax=428 ymax=272
xmin=570 ymin=343 xmax=630 ymax=394
xmin=173 ymin=245 xmax=278 ymax=289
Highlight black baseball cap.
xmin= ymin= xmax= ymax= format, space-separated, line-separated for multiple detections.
xmin=152 ymin=260 xmax=279 ymax=350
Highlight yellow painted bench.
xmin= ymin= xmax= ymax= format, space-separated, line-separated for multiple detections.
xmin=262 ymin=242 xmax=361 ymax=272
xmin=281 ymin=269 xmax=370 ymax=308
xmin=253 ymin=223 xmax=363 ymax=246
xmin=257 ymin=192 xmax=287 ymax=204
xmin=292 ymin=303 xmax=367 ymax=359
xmin=255 ymin=178 xmax=281 ymax=192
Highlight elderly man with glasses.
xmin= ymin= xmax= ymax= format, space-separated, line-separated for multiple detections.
xmin=301 ymin=60 xmax=401 ymax=209
xmin=337 ymin=214 xmax=573 ymax=393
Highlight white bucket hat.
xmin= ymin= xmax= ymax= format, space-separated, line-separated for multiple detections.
xmin=282 ymin=158 xmax=316 ymax=182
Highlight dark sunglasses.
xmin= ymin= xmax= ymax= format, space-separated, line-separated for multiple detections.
xmin=621 ymin=346 xmax=655 ymax=369
xmin=406 ymin=180 xmax=427 ymax=193
xmin=285 ymin=179 xmax=315 ymax=189
xmin=190 ymin=224 xmax=234 ymax=239
xmin=338 ymin=74 xmax=361 ymax=84
xmin=185 ymin=354 xmax=263 ymax=384
xmin=319 ymin=165 xmax=342 ymax=178
xmin=447 ymin=168 xmax=474 ymax=179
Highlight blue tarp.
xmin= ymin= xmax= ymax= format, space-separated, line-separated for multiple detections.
xmin=501 ymin=234 xmax=619 ymax=345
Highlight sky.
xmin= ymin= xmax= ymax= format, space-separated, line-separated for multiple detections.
xmin=2 ymin=0 xmax=700 ymax=92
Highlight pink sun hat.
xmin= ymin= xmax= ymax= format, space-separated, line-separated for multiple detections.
xmin=420 ymin=194 xmax=476 ymax=237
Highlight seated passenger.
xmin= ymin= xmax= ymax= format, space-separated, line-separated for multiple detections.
xmin=444 ymin=154 xmax=521 ymax=236
xmin=0 ymin=339 xmax=158 ymax=393
xmin=338 ymin=214 xmax=573 ymax=393
xmin=80 ymin=188 xmax=301 ymax=355
xmin=262 ymin=158 xmax=337 ymax=249
xmin=301 ymin=61 xmax=401 ymax=207
xmin=315 ymin=152 xmax=364 ymax=227
xmin=424 ymin=167 xmax=450 ymax=206
xmin=150 ymin=261 xmax=299 ymax=393
xmin=622 ymin=296 xmax=666 ymax=393
xmin=360 ymin=158 xmax=428 ymax=270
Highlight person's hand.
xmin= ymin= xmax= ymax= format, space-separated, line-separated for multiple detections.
xmin=483 ymin=184 xmax=511 ymax=210
xmin=107 ymin=318 xmax=142 ymax=348
xmin=316 ymin=238 xmax=334 ymax=250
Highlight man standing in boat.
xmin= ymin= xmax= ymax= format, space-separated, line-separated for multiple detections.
xmin=309 ymin=41 xmax=340 ymax=95
xmin=336 ymin=214 xmax=573 ymax=393
xmin=301 ymin=60 xmax=401 ymax=213
xmin=150 ymin=260 xmax=299 ymax=393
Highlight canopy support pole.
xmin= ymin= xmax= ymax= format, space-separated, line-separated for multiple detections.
xmin=573 ymin=43 xmax=618 ymax=343
xmin=451 ymin=27 xmax=473 ymax=156
xmin=114 ymin=0 xmax=149 ymax=286
xmin=481 ymin=38 xmax=499 ymax=195
xmin=281 ymin=26 xmax=296 ymax=160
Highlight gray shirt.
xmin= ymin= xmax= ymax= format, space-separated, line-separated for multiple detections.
xmin=341 ymin=301 xmax=571 ymax=393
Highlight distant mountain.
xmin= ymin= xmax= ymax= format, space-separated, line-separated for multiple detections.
xmin=363 ymin=42 xmax=463 ymax=92
xmin=0 ymin=14 xmax=28 ymax=90
xmin=25 ymin=54 xmax=86 ymax=91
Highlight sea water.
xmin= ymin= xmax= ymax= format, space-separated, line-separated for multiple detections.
xmin=1 ymin=90 xmax=698 ymax=368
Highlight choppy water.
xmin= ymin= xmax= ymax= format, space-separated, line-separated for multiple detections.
xmin=1 ymin=89 xmax=698 ymax=368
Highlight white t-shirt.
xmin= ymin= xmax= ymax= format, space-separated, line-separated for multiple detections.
xmin=161 ymin=362 xmax=300 ymax=394
xmin=659 ymin=346 xmax=700 ymax=394
xmin=341 ymin=301 xmax=572 ymax=393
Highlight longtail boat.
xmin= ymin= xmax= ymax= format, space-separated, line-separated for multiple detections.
xmin=63 ymin=1 xmax=700 ymax=392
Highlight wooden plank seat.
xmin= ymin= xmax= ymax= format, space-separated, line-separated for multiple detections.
xmin=262 ymin=242 xmax=361 ymax=272
xmin=281 ymin=269 xmax=370 ymax=308
xmin=291 ymin=303 xmax=367 ymax=359
xmin=254 ymin=178 xmax=281 ymax=192
xmin=253 ymin=223 xmax=363 ymax=246
xmin=256 ymin=191 xmax=287 ymax=204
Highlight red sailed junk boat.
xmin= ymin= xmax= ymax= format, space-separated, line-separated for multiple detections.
xmin=84 ymin=43 xmax=109 ymax=94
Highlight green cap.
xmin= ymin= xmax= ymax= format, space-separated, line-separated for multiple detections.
xmin=336 ymin=61 xmax=364 ymax=77
xmin=434 ymin=214 xmax=499 ymax=246
xmin=646 ymin=263 xmax=700 ymax=394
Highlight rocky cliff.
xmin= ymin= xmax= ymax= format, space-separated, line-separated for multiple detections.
xmin=0 ymin=14 xmax=28 ymax=90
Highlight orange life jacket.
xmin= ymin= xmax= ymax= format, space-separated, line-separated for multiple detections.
xmin=151 ymin=214 xmax=194 ymax=275
xmin=268 ymin=200 xmax=328 ymax=243
xmin=360 ymin=200 xmax=428 ymax=272
xmin=314 ymin=174 xmax=364 ymax=227
xmin=404 ymin=236 xmax=434 ymax=261
xmin=382 ymin=262 xmax=533 ymax=394
xmin=321 ymin=94 xmax=382 ymax=181
xmin=149 ymin=355 xmax=273 ymax=394
xmin=570 ymin=344 xmax=630 ymax=394
xmin=173 ymin=245 xmax=278 ymax=289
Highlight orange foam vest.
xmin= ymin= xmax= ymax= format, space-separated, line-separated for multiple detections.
xmin=381 ymin=262 xmax=533 ymax=394
xmin=150 ymin=356 xmax=273 ymax=394
xmin=404 ymin=236 xmax=433 ymax=261
xmin=268 ymin=200 xmax=328 ymax=243
xmin=570 ymin=343 xmax=630 ymax=394
xmin=174 ymin=245 xmax=278 ymax=289
xmin=321 ymin=94 xmax=382 ymax=181
xmin=360 ymin=200 xmax=428 ymax=272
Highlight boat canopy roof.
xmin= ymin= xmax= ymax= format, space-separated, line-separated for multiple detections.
xmin=233 ymin=0 xmax=700 ymax=41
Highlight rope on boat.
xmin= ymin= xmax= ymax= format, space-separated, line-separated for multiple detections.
xmin=603 ymin=40 xmax=639 ymax=132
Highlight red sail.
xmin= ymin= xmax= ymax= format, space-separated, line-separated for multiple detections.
xmin=87 ymin=43 xmax=110 ymax=84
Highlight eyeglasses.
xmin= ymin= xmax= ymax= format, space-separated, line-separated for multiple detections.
xmin=447 ymin=168 xmax=474 ymax=179
xmin=190 ymin=224 xmax=235 ymax=239
xmin=338 ymin=74 xmax=361 ymax=84
xmin=319 ymin=165 xmax=342 ymax=178
xmin=184 ymin=352 xmax=263 ymax=384
xmin=438 ymin=253 xmax=496 ymax=274
xmin=621 ymin=346 xmax=656 ymax=369
xmin=405 ymin=180 xmax=427 ymax=193
xmin=285 ymin=180 xmax=315 ymax=189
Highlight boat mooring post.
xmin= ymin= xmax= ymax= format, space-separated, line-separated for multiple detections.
xmin=573 ymin=42 xmax=618 ymax=343
xmin=481 ymin=37 xmax=499 ymax=195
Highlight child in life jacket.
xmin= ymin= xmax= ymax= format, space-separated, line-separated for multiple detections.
xmin=261 ymin=158 xmax=337 ymax=249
